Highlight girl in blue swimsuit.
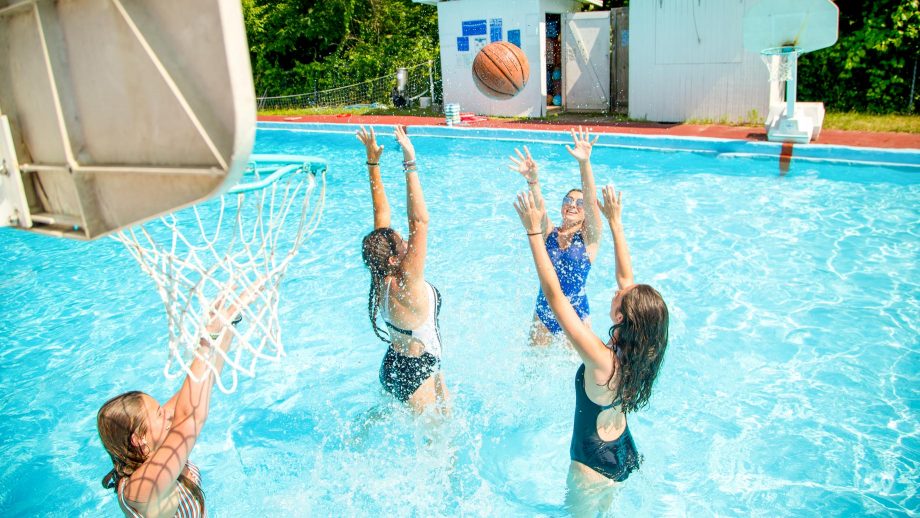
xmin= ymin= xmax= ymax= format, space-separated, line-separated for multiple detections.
xmin=508 ymin=127 xmax=603 ymax=346
xmin=357 ymin=125 xmax=449 ymax=414
xmin=514 ymin=185 xmax=670 ymax=515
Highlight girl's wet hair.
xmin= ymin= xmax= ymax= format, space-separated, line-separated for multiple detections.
xmin=97 ymin=391 xmax=204 ymax=513
xmin=362 ymin=227 xmax=401 ymax=343
xmin=565 ymin=188 xmax=583 ymax=198
xmin=604 ymin=284 xmax=669 ymax=413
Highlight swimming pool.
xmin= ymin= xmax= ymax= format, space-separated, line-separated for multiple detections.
xmin=0 ymin=123 xmax=917 ymax=516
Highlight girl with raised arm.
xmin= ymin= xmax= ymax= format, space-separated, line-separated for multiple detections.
xmin=513 ymin=185 xmax=669 ymax=514
xmin=97 ymin=285 xmax=261 ymax=518
xmin=357 ymin=125 xmax=448 ymax=413
xmin=508 ymin=127 xmax=603 ymax=346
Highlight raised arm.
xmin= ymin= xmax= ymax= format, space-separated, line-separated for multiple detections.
xmin=566 ymin=126 xmax=602 ymax=258
xmin=357 ymin=126 xmax=390 ymax=229
xmin=126 ymin=283 xmax=262 ymax=514
xmin=514 ymin=192 xmax=611 ymax=370
xmin=598 ymin=185 xmax=634 ymax=289
xmin=509 ymin=146 xmax=552 ymax=236
xmin=395 ymin=125 xmax=429 ymax=285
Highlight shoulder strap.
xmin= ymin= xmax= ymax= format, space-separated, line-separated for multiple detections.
xmin=117 ymin=479 xmax=145 ymax=518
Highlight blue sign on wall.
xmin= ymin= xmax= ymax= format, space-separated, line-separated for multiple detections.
xmin=457 ymin=36 xmax=469 ymax=51
xmin=462 ymin=20 xmax=487 ymax=36
xmin=508 ymin=29 xmax=521 ymax=48
xmin=490 ymin=18 xmax=502 ymax=42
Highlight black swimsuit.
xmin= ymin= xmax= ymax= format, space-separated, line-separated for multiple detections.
xmin=379 ymin=283 xmax=443 ymax=402
xmin=570 ymin=364 xmax=642 ymax=481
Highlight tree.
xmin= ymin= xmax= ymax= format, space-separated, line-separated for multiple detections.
xmin=243 ymin=0 xmax=439 ymax=96
xmin=798 ymin=0 xmax=919 ymax=113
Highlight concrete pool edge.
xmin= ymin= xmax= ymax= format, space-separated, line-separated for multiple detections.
xmin=257 ymin=121 xmax=920 ymax=171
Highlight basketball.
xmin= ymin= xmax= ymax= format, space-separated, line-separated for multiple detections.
xmin=471 ymin=42 xmax=530 ymax=100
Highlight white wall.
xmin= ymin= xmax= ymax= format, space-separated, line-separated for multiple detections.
xmin=437 ymin=0 xmax=581 ymax=117
xmin=628 ymin=0 xmax=770 ymax=123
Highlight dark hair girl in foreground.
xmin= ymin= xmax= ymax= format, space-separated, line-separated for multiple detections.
xmin=514 ymin=185 xmax=669 ymax=514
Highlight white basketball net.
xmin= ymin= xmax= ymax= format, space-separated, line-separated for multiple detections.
xmin=113 ymin=156 xmax=326 ymax=393
xmin=761 ymin=46 xmax=800 ymax=82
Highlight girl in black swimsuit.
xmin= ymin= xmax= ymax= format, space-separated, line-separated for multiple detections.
xmin=514 ymin=184 xmax=669 ymax=515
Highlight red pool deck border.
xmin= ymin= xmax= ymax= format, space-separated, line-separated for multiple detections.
xmin=259 ymin=114 xmax=920 ymax=150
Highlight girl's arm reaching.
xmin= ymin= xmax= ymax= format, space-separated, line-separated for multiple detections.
xmin=357 ymin=126 xmax=390 ymax=229
xmin=598 ymin=185 xmax=634 ymax=289
xmin=394 ymin=125 xmax=429 ymax=287
xmin=509 ymin=146 xmax=552 ymax=236
xmin=566 ymin=126 xmax=602 ymax=259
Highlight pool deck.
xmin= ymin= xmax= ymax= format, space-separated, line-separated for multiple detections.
xmin=259 ymin=114 xmax=920 ymax=150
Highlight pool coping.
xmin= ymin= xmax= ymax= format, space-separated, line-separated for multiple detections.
xmin=258 ymin=119 xmax=920 ymax=171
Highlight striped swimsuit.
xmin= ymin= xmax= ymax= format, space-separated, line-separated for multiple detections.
xmin=118 ymin=462 xmax=204 ymax=517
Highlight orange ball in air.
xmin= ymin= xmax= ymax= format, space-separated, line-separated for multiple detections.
xmin=471 ymin=42 xmax=531 ymax=100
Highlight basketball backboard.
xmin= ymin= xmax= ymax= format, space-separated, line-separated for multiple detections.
xmin=0 ymin=0 xmax=256 ymax=239
xmin=742 ymin=0 xmax=839 ymax=53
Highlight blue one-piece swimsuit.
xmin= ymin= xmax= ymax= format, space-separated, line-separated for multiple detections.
xmin=535 ymin=228 xmax=591 ymax=334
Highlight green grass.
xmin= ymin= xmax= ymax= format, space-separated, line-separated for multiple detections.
xmin=259 ymin=106 xmax=920 ymax=134
xmin=259 ymin=106 xmax=441 ymax=117
xmin=822 ymin=112 xmax=920 ymax=133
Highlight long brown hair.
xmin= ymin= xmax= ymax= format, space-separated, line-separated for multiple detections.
xmin=97 ymin=391 xmax=204 ymax=513
xmin=605 ymin=285 xmax=669 ymax=413
xmin=361 ymin=227 xmax=401 ymax=343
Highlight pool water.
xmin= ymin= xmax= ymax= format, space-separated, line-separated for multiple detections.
xmin=0 ymin=124 xmax=917 ymax=516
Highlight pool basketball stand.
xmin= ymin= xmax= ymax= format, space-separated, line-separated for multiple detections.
xmin=743 ymin=0 xmax=839 ymax=144
xmin=0 ymin=0 xmax=256 ymax=239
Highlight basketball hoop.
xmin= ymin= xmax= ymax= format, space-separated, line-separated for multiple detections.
xmin=113 ymin=155 xmax=327 ymax=393
xmin=760 ymin=46 xmax=801 ymax=83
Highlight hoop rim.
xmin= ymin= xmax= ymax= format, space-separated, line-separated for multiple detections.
xmin=760 ymin=46 xmax=803 ymax=56
xmin=233 ymin=154 xmax=327 ymax=194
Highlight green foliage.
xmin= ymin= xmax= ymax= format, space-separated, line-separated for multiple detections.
xmin=243 ymin=0 xmax=439 ymax=96
xmin=798 ymin=0 xmax=919 ymax=113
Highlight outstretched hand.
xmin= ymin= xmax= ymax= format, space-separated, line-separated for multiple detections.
xmin=514 ymin=191 xmax=546 ymax=234
xmin=356 ymin=126 xmax=384 ymax=163
xmin=597 ymin=184 xmax=623 ymax=224
xmin=508 ymin=146 xmax=538 ymax=184
xmin=394 ymin=125 xmax=416 ymax=162
xmin=205 ymin=277 xmax=268 ymax=334
xmin=565 ymin=125 xmax=599 ymax=163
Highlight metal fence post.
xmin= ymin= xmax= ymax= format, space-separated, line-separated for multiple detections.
xmin=428 ymin=60 xmax=435 ymax=106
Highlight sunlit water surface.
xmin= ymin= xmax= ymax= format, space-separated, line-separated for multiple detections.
xmin=0 ymin=126 xmax=917 ymax=516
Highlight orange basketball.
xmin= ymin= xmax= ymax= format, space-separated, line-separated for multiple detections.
xmin=471 ymin=42 xmax=530 ymax=100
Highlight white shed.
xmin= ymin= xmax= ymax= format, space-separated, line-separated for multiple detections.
xmin=414 ymin=0 xmax=606 ymax=117
xmin=628 ymin=0 xmax=771 ymax=123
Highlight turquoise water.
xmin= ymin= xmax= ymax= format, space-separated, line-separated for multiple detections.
xmin=1 ymin=125 xmax=918 ymax=516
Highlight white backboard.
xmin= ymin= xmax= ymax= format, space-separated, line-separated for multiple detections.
xmin=742 ymin=0 xmax=839 ymax=53
xmin=0 ymin=0 xmax=256 ymax=239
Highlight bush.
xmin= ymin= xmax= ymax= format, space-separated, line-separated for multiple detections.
xmin=243 ymin=0 xmax=440 ymax=97
xmin=798 ymin=0 xmax=919 ymax=114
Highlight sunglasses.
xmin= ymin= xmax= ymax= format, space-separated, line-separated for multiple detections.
xmin=562 ymin=196 xmax=584 ymax=208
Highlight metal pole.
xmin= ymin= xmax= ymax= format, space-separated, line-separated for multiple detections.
xmin=909 ymin=57 xmax=917 ymax=113
xmin=396 ymin=67 xmax=408 ymax=93
xmin=786 ymin=49 xmax=797 ymax=118
xmin=428 ymin=59 xmax=435 ymax=105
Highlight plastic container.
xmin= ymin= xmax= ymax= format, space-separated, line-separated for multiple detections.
xmin=444 ymin=103 xmax=461 ymax=126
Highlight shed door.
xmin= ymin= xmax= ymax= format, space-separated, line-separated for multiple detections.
xmin=562 ymin=11 xmax=611 ymax=112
